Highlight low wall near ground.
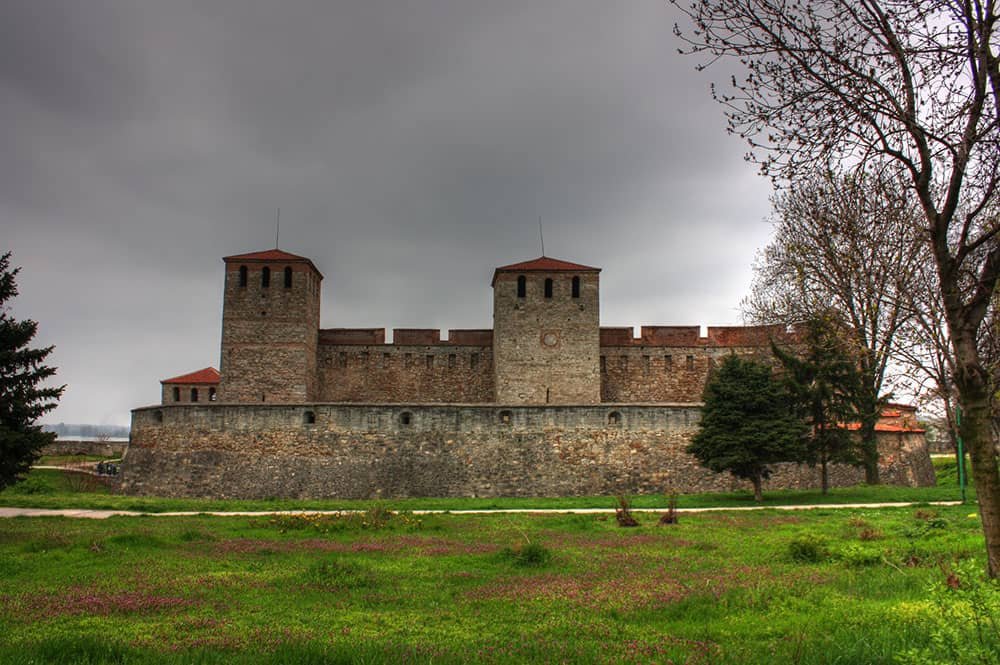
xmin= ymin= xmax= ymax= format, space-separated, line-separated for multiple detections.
xmin=41 ymin=439 xmax=128 ymax=458
xmin=121 ymin=403 xmax=936 ymax=499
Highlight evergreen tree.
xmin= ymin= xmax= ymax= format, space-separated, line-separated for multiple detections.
xmin=687 ymin=355 xmax=807 ymax=501
xmin=773 ymin=314 xmax=863 ymax=494
xmin=0 ymin=252 xmax=64 ymax=490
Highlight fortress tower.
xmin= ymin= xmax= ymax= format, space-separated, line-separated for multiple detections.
xmin=218 ymin=249 xmax=322 ymax=403
xmin=491 ymin=257 xmax=601 ymax=404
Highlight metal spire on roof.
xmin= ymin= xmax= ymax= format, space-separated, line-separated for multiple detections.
xmin=539 ymin=216 xmax=545 ymax=257
xmin=275 ymin=208 xmax=280 ymax=249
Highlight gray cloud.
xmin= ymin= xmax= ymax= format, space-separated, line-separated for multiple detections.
xmin=2 ymin=0 xmax=775 ymax=425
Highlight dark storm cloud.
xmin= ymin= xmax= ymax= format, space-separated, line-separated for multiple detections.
xmin=2 ymin=0 xmax=775 ymax=425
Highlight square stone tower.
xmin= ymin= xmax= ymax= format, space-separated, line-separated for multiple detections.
xmin=492 ymin=257 xmax=601 ymax=404
xmin=218 ymin=249 xmax=322 ymax=403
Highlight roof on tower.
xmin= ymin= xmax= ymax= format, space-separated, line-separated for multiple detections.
xmin=222 ymin=249 xmax=322 ymax=278
xmin=491 ymin=256 xmax=600 ymax=286
xmin=161 ymin=367 xmax=221 ymax=385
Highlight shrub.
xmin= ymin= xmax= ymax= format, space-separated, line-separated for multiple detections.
xmin=788 ymin=535 xmax=830 ymax=563
xmin=615 ymin=495 xmax=639 ymax=527
xmin=659 ymin=493 xmax=679 ymax=525
xmin=500 ymin=542 xmax=553 ymax=568
xmin=858 ymin=527 xmax=884 ymax=541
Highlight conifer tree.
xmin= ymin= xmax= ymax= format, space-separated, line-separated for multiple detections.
xmin=0 ymin=252 xmax=64 ymax=490
xmin=773 ymin=315 xmax=863 ymax=494
xmin=687 ymin=355 xmax=807 ymax=501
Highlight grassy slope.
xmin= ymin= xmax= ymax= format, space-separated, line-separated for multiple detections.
xmin=0 ymin=458 xmax=969 ymax=513
xmin=0 ymin=504 xmax=995 ymax=664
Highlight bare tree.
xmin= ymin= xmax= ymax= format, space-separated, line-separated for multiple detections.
xmin=745 ymin=171 xmax=923 ymax=484
xmin=673 ymin=0 xmax=1000 ymax=576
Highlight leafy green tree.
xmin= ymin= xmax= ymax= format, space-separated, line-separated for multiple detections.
xmin=688 ymin=355 xmax=807 ymax=501
xmin=773 ymin=314 xmax=863 ymax=494
xmin=0 ymin=252 xmax=64 ymax=490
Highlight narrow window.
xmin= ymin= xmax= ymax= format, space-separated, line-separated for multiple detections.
xmin=499 ymin=410 xmax=513 ymax=425
xmin=303 ymin=410 xmax=316 ymax=424
xmin=608 ymin=411 xmax=622 ymax=426
xmin=545 ymin=388 xmax=551 ymax=404
xmin=448 ymin=353 xmax=456 ymax=368
xmin=261 ymin=393 xmax=266 ymax=402
xmin=153 ymin=410 xmax=163 ymax=423
xmin=426 ymin=355 xmax=434 ymax=369
xmin=261 ymin=266 xmax=271 ymax=288
xmin=284 ymin=266 xmax=293 ymax=288
xmin=600 ymin=356 xmax=607 ymax=373
xmin=238 ymin=265 xmax=248 ymax=287
xmin=190 ymin=388 xmax=199 ymax=402
xmin=686 ymin=355 xmax=695 ymax=370
xmin=367 ymin=413 xmax=378 ymax=430
xmin=517 ymin=275 xmax=526 ymax=298
xmin=544 ymin=278 xmax=553 ymax=298
xmin=209 ymin=387 xmax=217 ymax=401
xmin=399 ymin=412 xmax=412 ymax=426
xmin=470 ymin=353 xmax=479 ymax=369
xmin=572 ymin=276 xmax=580 ymax=298
xmin=664 ymin=355 xmax=673 ymax=369
xmin=382 ymin=352 xmax=391 ymax=368
xmin=172 ymin=386 xmax=180 ymax=402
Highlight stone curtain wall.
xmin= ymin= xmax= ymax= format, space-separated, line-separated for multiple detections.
xmin=122 ymin=403 xmax=935 ymax=499
xmin=317 ymin=345 xmax=494 ymax=402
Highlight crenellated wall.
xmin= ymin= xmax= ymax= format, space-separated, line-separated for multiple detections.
xmin=122 ymin=403 xmax=936 ymax=499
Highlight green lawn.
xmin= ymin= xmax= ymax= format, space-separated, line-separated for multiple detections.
xmin=0 ymin=503 xmax=996 ymax=664
xmin=0 ymin=457 xmax=970 ymax=513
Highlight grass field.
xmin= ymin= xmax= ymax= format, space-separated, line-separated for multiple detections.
xmin=1 ymin=503 xmax=997 ymax=664
xmin=1 ymin=456 xmax=996 ymax=664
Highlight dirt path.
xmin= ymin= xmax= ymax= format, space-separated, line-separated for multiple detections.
xmin=0 ymin=501 xmax=964 ymax=520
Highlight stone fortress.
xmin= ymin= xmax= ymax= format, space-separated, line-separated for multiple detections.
xmin=121 ymin=249 xmax=934 ymax=498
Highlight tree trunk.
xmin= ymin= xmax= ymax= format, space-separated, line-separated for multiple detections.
xmin=860 ymin=419 xmax=880 ymax=485
xmin=820 ymin=455 xmax=829 ymax=495
xmin=751 ymin=472 xmax=763 ymax=502
xmin=952 ymin=333 xmax=1000 ymax=578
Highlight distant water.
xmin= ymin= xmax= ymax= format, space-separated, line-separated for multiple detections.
xmin=54 ymin=435 xmax=129 ymax=442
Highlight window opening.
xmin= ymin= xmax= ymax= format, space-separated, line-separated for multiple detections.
xmin=382 ymin=352 xmax=391 ymax=368
xmin=238 ymin=265 xmax=248 ymax=287
xmin=190 ymin=388 xmax=199 ymax=402
xmin=499 ymin=410 xmax=513 ymax=425
xmin=284 ymin=266 xmax=293 ymax=288
xmin=399 ymin=412 xmax=412 ymax=426
xmin=470 ymin=353 xmax=479 ymax=369
xmin=303 ymin=410 xmax=316 ymax=424
xmin=261 ymin=267 xmax=270 ymax=288
xmin=172 ymin=386 xmax=180 ymax=402
xmin=517 ymin=275 xmax=526 ymax=298
xmin=426 ymin=355 xmax=434 ymax=369
xmin=571 ymin=276 xmax=580 ymax=298
xmin=600 ymin=356 xmax=607 ymax=373
xmin=664 ymin=355 xmax=673 ymax=369
xmin=608 ymin=411 xmax=622 ymax=425
xmin=448 ymin=353 xmax=456 ymax=368
xmin=153 ymin=410 xmax=163 ymax=423
xmin=686 ymin=355 xmax=695 ymax=370
xmin=208 ymin=387 xmax=217 ymax=401
xmin=544 ymin=278 xmax=553 ymax=298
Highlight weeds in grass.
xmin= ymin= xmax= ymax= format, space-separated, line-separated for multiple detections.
xmin=788 ymin=536 xmax=830 ymax=563
xmin=614 ymin=495 xmax=639 ymax=527
xmin=261 ymin=507 xmax=423 ymax=534
xmin=896 ymin=560 xmax=1000 ymax=664
xmin=500 ymin=542 xmax=553 ymax=568
xmin=302 ymin=558 xmax=377 ymax=590
xmin=859 ymin=527 xmax=884 ymax=541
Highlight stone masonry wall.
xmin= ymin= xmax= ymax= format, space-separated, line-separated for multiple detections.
xmin=122 ymin=403 xmax=935 ymax=499
xmin=493 ymin=272 xmax=601 ymax=404
xmin=317 ymin=344 xmax=494 ymax=402
xmin=219 ymin=261 xmax=320 ymax=403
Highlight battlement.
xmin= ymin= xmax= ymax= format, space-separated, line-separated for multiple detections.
xmin=319 ymin=328 xmax=494 ymax=346
xmin=600 ymin=324 xmax=798 ymax=347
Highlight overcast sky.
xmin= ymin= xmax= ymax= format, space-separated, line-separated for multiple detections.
xmin=3 ymin=0 xmax=776 ymax=426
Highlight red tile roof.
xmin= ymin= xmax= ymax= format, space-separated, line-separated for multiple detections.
xmin=492 ymin=256 xmax=600 ymax=285
xmin=840 ymin=422 xmax=926 ymax=434
xmin=222 ymin=249 xmax=323 ymax=278
xmin=161 ymin=367 xmax=221 ymax=385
